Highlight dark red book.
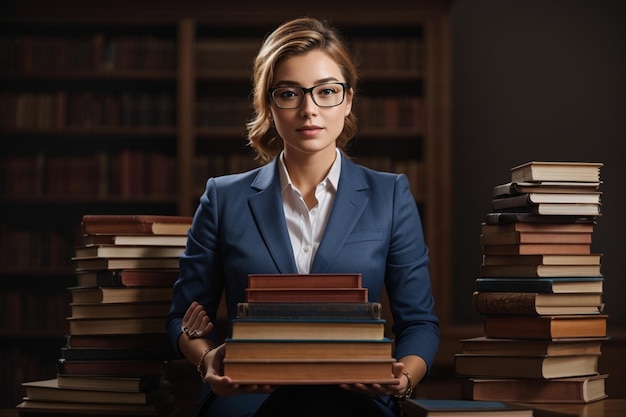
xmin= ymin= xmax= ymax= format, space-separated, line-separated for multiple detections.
xmin=81 ymin=215 xmax=192 ymax=235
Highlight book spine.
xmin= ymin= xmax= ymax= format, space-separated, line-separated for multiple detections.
xmin=474 ymin=279 xmax=552 ymax=293
xmin=237 ymin=302 xmax=382 ymax=319
xmin=472 ymin=291 xmax=538 ymax=315
xmin=244 ymin=288 xmax=368 ymax=303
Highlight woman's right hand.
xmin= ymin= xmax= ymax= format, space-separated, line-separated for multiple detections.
xmin=181 ymin=301 xmax=213 ymax=338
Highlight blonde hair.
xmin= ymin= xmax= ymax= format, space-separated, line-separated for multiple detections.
xmin=246 ymin=17 xmax=358 ymax=163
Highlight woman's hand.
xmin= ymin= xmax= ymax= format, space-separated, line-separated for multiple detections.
xmin=181 ymin=301 xmax=213 ymax=338
xmin=204 ymin=344 xmax=275 ymax=397
xmin=339 ymin=361 xmax=405 ymax=397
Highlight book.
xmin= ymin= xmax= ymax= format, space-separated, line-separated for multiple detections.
xmin=454 ymin=354 xmax=599 ymax=379
xmin=57 ymin=359 xmax=166 ymax=376
xmin=82 ymin=234 xmax=188 ymax=246
xmin=483 ymin=315 xmax=608 ymax=339
xmin=481 ymin=243 xmax=591 ymax=255
xmin=244 ymin=288 xmax=369 ymax=303
xmin=69 ymin=287 xmax=173 ymax=303
xmin=493 ymin=181 xmax=601 ymax=198
xmin=480 ymin=231 xmax=592 ymax=246
xmin=459 ymin=336 xmax=607 ymax=356
xmin=401 ymin=399 xmax=533 ymax=417
xmin=479 ymin=264 xmax=601 ymax=277
xmin=474 ymin=277 xmax=604 ymax=294
xmin=510 ymin=161 xmax=603 ymax=183
xmin=60 ymin=346 xmax=175 ymax=361
xmin=56 ymin=374 xmax=163 ymax=392
xmin=480 ymin=222 xmax=595 ymax=234
xmin=16 ymin=395 xmax=175 ymax=415
xmin=483 ymin=212 xmax=597 ymax=225
xmin=224 ymin=338 xmax=393 ymax=360
xmin=492 ymin=202 xmax=600 ymax=216
xmin=481 ymin=254 xmax=602 ymax=266
xmin=492 ymin=193 xmax=601 ymax=208
xmin=73 ymin=257 xmax=181 ymax=271
xmin=223 ymin=357 xmax=397 ymax=384
xmin=73 ymin=245 xmax=185 ymax=259
xmin=230 ymin=318 xmax=386 ymax=340
xmin=81 ymin=214 xmax=192 ymax=235
xmin=65 ymin=333 xmax=171 ymax=349
xmin=236 ymin=302 xmax=383 ymax=319
xmin=460 ymin=374 xmax=608 ymax=403
xmin=70 ymin=301 xmax=171 ymax=319
xmin=75 ymin=269 xmax=180 ymax=288
xmin=472 ymin=292 xmax=604 ymax=315
xmin=247 ymin=273 xmax=363 ymax=289
xmin=22 ymin=378 xmax=169 ymax=405
xmin=67 ymin=316 xmax=168 ymax=335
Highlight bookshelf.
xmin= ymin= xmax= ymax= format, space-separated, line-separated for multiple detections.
xmin=0 ymin=0 xmax=452 ymax=410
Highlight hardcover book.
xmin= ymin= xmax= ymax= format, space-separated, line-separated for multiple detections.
xmin=244 ymin=287 xmax=368 ymax=303
xmin=60 ymin=346 xmax=175 ymax=361
xmin=481 ymin=243 xmax=591 ymax=256
xmin=454 ymin=354 xmax=599 ymax=379
xmin=224 ymin=338 xmax=393 ymax=360
xmin=484 ymin=212 xmax=597 ymax=225
xmin=70 ymin=301 xmax=171 ymax=319
xmin=483 ymin=314 xmax=608 ymax=339
xmin=247 ymin=273 xmax=363 ymax=289
xmin=460 ymin=374 xmax=608 ymax=403
xmin=480 ymin=231 xmax=592 ymax=246
xmin=21 ymin=378 xmax=169 ymax=405
xmin=230 ymin=318 xmax=386 ymax=340
xmin=493 ymin=181 xmax=601 ymax=198
xmin=65 ymin=333 xmax=171 ymax=349
xmin=56 ymin=374 xmax=163 ymax=392
xmin=69 ymin=287 xmax=173 ymax=304
xmin=67 ymin=316 xmax=168 ymax=335
xmin=459 ymin=336 xmax=607 ymax=356
xmin=82 ymin=234 xmax=188 ymax=247
xmin=73 ymin=257 xmax=181 ymax=271
xmin=236 ymin=302 xmax=382 ymax=319
xmin=479 ymin=263 xmax=601 ymax=278
xmin=81 ymin=214 xmax=192 ymax=235
xmin=471 ymin=291 xmax=604 ymax=316
xmin=223 ymin=357 xmax=397 ymax=385
xmin=474 ymin=277 xmax=604 ymax=294
xmin=75 ymin=269 xmax=180 ymax=288
xmin=510 ymin=161 xmax=603 ymax=183
xmin=73 ymin=245 xmax=185 ymax=259
xmin=481 ymin=254 xmax=602 ymax=266
xmin=57 ymin=359 xmax=166 ymax=377
xmin=401 ymin=398 xmax=533 ymax=417
xmin=491 ymin=192 xmax=601 ymax=208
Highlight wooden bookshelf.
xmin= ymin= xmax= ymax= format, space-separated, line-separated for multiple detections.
xmin=0 ymin=1 xmax=452 ymax=411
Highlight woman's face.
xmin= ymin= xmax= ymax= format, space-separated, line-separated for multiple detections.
xmin=269 ymin=50 xmax=353 ymax=158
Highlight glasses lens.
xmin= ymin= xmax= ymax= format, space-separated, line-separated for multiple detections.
xmin=312 ymin=83 xmax=345 ymax=107
xmin=271 ymin=83 xmax=346 ymax=109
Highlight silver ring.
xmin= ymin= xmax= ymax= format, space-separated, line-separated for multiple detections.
xmin=191 ymin=329 xmax=199 ymax=337
xmin=182 ymin=326 xmax=190 ymax=333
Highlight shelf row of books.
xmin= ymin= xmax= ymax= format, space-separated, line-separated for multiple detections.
xmin=16 ymin=214 xmax=192 ymax=416
xmin=0 ymin=92 xmax=176 ymax=130
xmin=223 ymin=273 xmax=396 ymax=384
xmin=1 ymin=151 xmax=177 ymax=198
xmin=0 ymin=227 xmax=74 ymax=268
xmin=1 ymin=35 xmax=177 ymax=73
xmin=455 ymin=161 xmax=609 ymax=404
xmin=0 ymin=290 xmax=69 ymax=333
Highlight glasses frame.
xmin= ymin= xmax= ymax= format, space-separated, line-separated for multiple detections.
xmin=268 ymin=82 xmax=350 ymax=109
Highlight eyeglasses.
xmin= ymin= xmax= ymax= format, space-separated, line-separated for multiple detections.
xmin=269 ymin=82 xmax=349 ymax=109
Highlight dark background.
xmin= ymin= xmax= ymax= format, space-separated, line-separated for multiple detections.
xmin=450 ymin=0 xmax=625 ymax=327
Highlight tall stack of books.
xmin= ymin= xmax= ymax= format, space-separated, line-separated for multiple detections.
xmin=455 ymin=161 xmax=610 ymax=404
xmin=16 ymin=215 xmax=191 ymax=417
xmin=223 ymin=273 xmax=397 ymax=384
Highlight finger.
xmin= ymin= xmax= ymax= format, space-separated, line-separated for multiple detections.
xmin=182 ymin=301 xmax=199 ymax=324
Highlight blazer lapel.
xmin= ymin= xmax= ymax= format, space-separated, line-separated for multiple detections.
xmin=248 ymin=161 xmax=298 ymax=273
xmin=311 ymin=155 xmax=369 ymax=273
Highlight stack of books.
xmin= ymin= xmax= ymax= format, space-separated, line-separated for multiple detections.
xmin=223 ymin=273 xmax=397 ymax=384
xmin=16 ymin=214 xmax=192 ymax=417
xmin=455 ymin=161 xmax=610 ymax=404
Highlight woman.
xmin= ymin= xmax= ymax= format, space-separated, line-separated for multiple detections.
xmin=167 ymin=16 xmax=439 ymax=417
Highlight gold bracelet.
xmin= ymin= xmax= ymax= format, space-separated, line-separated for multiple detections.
xmin=395 ymin=370 xmax=414 ymax=400
xmin=196 ymin=347 xmax=214 ymax=381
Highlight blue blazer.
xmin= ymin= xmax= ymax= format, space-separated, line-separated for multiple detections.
xmin=167 ymin=152 xmax=440 ymax=410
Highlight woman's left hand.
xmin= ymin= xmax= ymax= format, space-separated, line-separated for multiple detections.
xmin=339 ymin=361 xmax=406 ymax=397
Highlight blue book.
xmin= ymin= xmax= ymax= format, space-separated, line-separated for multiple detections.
xmin=474 ymin=277 xmax=603 ymax=293
xmin=402 ymin=399 xmax=533 ymax=416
